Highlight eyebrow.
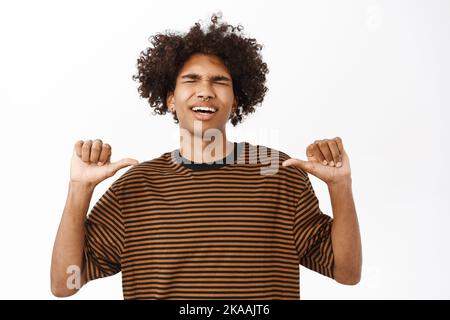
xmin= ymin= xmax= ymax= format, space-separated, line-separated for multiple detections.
xmin=180 ymin=73 xmax=231 ymax=82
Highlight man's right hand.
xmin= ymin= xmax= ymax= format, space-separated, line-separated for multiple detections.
xmin=70 ymin=139 xmax=139 ymax=188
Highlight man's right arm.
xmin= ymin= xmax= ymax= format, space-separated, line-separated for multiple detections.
xmin=50 ymin=139 xmax=139 ymax=298
xmin=50 ymin=181 xmax=94 ymax=297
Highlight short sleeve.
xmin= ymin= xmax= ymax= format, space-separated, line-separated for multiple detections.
xmin=293 ymin=171 xmax=335 ymax=279
xmin=82 ymin=186 xmax=124 ymax=283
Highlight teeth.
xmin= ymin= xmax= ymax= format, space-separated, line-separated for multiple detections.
xmin=191 ymin=106 xmax=217 ymax=113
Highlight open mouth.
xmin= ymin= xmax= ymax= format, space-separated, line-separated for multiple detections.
xmin=190 ymin=106 xmax=218 ymax=113
xmin=190 ymin=105 xmax=218 ymax=121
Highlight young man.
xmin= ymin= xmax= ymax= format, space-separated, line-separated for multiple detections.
xmin=51 ymin=13 xmax=362 ymax=299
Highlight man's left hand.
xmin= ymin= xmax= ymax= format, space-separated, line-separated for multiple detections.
xmin=282 ymin=137 xmax=351 ymax=185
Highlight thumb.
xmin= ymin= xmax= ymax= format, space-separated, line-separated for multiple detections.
xmin=282 ymin=158 xmax=314 ymax=173
xmin=109 ymin=158 xmax=139 ymax=173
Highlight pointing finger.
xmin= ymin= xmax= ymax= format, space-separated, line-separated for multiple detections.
xmin=109 ymin=158 xmax=140 ymax=173
xmin=282 ymin=158 xmax=315 ymax=173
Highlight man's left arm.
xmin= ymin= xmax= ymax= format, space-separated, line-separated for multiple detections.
xmin=328 ymin=177 xmax=362 ymax=285
xmin=283 ymin=136 xmax=362 ymax=285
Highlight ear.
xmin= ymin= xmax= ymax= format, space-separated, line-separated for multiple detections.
xmin=166 ymin=91 xmax=175 ymax=112
xmin=232 ymin=96 xmax=238 ymax=113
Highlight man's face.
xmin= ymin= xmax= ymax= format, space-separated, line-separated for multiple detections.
xmin=166 ymin=53 xmax=237 ymax=136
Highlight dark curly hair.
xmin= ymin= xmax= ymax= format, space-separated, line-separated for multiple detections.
xmin=132 ymin=12 xmax=269 ymax=126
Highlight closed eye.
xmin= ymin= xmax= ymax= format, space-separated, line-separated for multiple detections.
xmin=183 ymin=80 xmax=228 ymax=86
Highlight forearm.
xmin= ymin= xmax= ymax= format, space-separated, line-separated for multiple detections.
xmin=328 ymin=178 xmax=362 ymax=285
xmin=50 ymin=181 xmax=94 ymax=297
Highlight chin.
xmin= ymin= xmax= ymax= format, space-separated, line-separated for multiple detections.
xmin=180 ymin=121 xmax=226 ymax=136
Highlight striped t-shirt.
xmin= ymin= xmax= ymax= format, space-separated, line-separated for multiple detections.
xmin=82 ymin=141 xmax=335 ymax=299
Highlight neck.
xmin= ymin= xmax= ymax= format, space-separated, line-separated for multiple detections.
xmin=179 ymin=128 xmax=233 ymax=163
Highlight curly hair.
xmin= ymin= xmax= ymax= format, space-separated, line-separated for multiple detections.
xmin=132 ymin=12 xmax=269 ymax=126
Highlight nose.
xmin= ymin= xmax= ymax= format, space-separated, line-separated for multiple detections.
xmin=196 ymin=80 xmax=216 ymax=101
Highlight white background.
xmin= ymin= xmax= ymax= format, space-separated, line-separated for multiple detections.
xmin=0 ymin=0 xmax=449 ymax=299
